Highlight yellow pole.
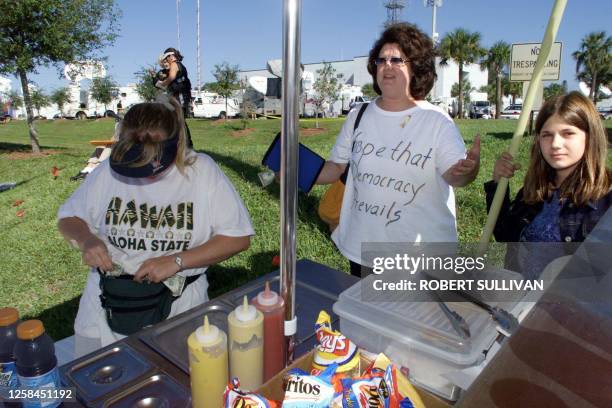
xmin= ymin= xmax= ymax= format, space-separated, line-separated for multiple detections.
xmin=478 ymin=0 xmax=568 ymax=253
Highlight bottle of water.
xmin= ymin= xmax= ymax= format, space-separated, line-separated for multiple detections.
xmin=14 ymin=320 xmax=61 ymax=408
xmin=0 ymin=307 xmax=21 ymax=406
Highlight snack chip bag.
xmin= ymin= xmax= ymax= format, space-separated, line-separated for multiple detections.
xmin=339 ymin=375 xmax=387 ymax=408
xmin=312 ymin=310 xmax=360 ymax=376
xmin=282 ymin=363 xmax=339 ymax=407
xmin=365 ymin=354 xmax=425 ymax=408
xmin=223 ymin=377 xmax=280 ymax=408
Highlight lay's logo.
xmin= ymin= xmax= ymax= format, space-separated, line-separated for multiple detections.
xmin=316 ymin=330 xmax=348 ymax=355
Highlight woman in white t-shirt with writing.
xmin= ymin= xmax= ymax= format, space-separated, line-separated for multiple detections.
xmin=58 ymin=96 xmax=254 ymax=357
xmin=315 ymin=23 xmax=480 ymax=277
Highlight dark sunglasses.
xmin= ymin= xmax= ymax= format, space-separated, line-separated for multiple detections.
xmin=374 ymin=57 xmax=409 ymax=66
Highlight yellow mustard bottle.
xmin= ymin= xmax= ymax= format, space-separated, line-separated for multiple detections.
xmin=228 ymin=295 xmax=264 ymax=390
xmin=187 ymin=315 xmax=228 ymax=408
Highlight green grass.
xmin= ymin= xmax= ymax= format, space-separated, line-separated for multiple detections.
xmin=1 ymin=117 xmax=610 ymax=339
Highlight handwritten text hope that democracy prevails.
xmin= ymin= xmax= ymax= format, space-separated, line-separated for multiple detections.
xmin=350 ymin=129 xmax=433 ymax=226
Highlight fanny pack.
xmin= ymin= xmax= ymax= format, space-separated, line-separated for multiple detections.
xmin=99 ymin=271 xmax=199 ymax=335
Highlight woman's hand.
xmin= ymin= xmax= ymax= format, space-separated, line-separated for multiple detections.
xmin=80 ymin=234 xmax=114 ymax=272
xmin=493 ymin=151 xmax=521 ymax=183
xmin=133 ymin=255 xmax=180 ymax=283
xmin=443 ymin=135 xmax=481 ymax=187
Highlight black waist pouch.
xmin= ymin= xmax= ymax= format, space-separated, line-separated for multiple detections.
xmin=99 ymin=272 xmax=198 ymax=335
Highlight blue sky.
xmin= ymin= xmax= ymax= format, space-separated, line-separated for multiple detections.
xmin=21 ymin=0 xmax=612 ymax=92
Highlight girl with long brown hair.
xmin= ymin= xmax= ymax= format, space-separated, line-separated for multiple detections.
xmin=485 ymin=91 xmax=611 ymax=277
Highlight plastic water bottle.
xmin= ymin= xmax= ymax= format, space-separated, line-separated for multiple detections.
xmin=14 ymin=320 xmax=61 ymax=408
xmin=0 ymin=307 xmax=21 ymax=406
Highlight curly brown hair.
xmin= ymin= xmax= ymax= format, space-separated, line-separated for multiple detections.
xmin=367 ymin=23 xmax=436 ymax=100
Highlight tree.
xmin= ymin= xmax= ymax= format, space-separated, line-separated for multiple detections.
xmin=238 ymin=80 xmax=257 ymax=130
xmin=572 ymin=31 xmax=611 ymax=103
xmin=3 ymin=90 xmax=23 ymax=110
xmin=90 ymin=76 xmax=118 ymax=113
xmin=480 ymin=41 xmax=510 ymax=118
xmin=50 ymin=87 xmax=72 ymax=117
xmin=361 ymin=83 xmax=377 ymax=99
xmin=211 ymin=62 xmax=240 ymax=121
xmin=312 ymin=62 xmax=342 ymax=128
xmin=577 ymin=70 xmax=612 ymax=101
xmin=201 ymin=82 xmax=219 ymax=92
xmin=543 ymin=81 xmax=567 ymax=101
xmin=134 ymin=65 xmax=160 ymax=102
xmin=478 ymin=84 xmax=496 ymax=104
xmin=438 ymin=28 xmax=486 ymax=119
xmin=502 ymin=77 xmax=523 ymax=105
xmin=0 ymin=0 xmax=120 ymax=152
xmin=451 ymin=79 xmax=474 ymax=112
xmin=30 ymin=88 xmax=50 ymax=117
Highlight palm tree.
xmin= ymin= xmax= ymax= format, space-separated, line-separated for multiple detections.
xmin=501 ymin=76 xmax=523 ymax=105
xmin=438 ymin=28 xmax=486 ymax=118
xmin=480 ymin=41 xmax=510 ymax=118
xmin=543 ymin=81 xmax=567 ymax=101
xmin=572 ymin=31 xmax=612 ymax=103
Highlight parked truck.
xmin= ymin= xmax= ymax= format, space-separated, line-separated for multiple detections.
xmin=191 ymin=91 xmax=240 ymax=119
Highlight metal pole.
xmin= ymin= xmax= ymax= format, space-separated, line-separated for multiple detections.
xmin=432 ymin=3 xmax=437 ymax=43
xmin=280 ymin=0 xmax=301 ymax=364
xmin=479 ymin=0 xmax=567 ymax=253
xmin=176 ymin=0 xmax=181 ymax=50
xmin=196 ymin=0 xmax=201 ymax=94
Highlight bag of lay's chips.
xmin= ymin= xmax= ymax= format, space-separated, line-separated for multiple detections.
xmin=312 ymin=311 xmax=360 ymax=376
xmin=223 ymin=377 xmax=280 ymax=408
xmin=282 ymin=363 xmax=340 ymax=407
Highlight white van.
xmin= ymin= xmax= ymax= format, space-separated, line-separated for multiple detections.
xmin=192 ymin=92 xmax=239 ymax=119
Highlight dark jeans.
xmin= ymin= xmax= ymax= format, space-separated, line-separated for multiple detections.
xmin=349 ymin=260 xmax=373 ymax=278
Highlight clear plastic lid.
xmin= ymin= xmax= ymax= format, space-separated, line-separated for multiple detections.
xmin=333 ymin=278 xmax=498 ymax=366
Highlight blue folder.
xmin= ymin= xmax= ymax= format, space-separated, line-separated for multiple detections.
xmin=261 ymin=133 xmax=325 ymax=193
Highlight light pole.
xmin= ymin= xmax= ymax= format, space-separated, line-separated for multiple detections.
xmin=424 ymin=0 xmax=443 ymax=45
xmin=176 ymin=0 xmax=181 ymax=49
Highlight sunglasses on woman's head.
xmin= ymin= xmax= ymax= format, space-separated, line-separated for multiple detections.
xmin=374 ymin=57 xmax=409 ymax=66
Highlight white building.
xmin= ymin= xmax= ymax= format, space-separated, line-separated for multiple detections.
xmin=432 ymin=59 xmax=489 ymax=107
xmin=240 ymin=56 xmax=487 ymax=114
xmin=0 ymin=76 xmax=11 ymax=96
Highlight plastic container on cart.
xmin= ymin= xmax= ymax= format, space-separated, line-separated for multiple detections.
xmin=333 ymin=280 xmax=499 ymax=401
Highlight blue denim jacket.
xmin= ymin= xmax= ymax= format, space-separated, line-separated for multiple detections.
xmin=484 ymin=181 xmax=612 ymax=243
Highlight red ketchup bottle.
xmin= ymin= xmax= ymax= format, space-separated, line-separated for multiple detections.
xmin=251 ymin=281 xmax=286 ymax=382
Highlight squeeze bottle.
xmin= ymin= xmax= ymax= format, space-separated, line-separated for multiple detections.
xmin=251 ymin=281 xmax=285 ymax=381
xmin=187 ymin=315 xmax=228 ymax=408
xmin=228 ymin=296 xmax=263 ymax=390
